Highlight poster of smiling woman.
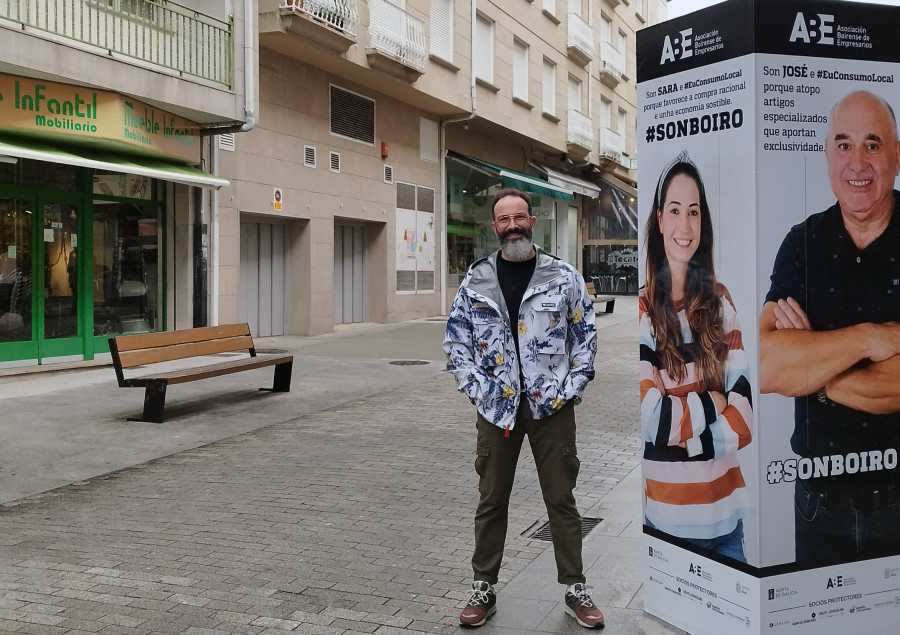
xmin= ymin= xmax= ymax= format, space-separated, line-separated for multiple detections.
xmin=637 ymin=0 xmax=900 ymax=633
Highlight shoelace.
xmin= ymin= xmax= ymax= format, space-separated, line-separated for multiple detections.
xmin=571 ymin=585 xmax=597 ymax=608
xmin=466 ymin=587 xmax=492 ymax=606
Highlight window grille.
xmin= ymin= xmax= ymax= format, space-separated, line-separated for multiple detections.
xmin=304 ymin=145 xmax=317 ymax=167
xmin=330 ymin=151 xmax=341 ymax=172
xmin=330 ymin=85 xmax=375 ymax=144
xmin=384 ymin=165 xmax=394 ymax=184
xmin=218 ymin=133 xmax=235 ymax=152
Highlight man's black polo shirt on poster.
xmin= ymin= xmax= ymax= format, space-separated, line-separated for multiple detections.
xmin=765 ymin=190 xmax=900 ymax=479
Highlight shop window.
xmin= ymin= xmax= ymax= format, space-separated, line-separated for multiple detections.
xmin=581 ymin=184 xmax=638 ymax=294
xmin=92 ymin=200 xmax=162 ymax=335
xmin=0 ymin=157 xmax=78 ymax=190
xmin=0 ymin=198 xmax=32 ymax=342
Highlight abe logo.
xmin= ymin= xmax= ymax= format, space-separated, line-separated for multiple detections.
xmin=789 ymin=12 xmax=834 ymax=45
xmin=826 ymin=576 xmax=844 ymax=589
xmin=660 ymin=28 xmax=693 ymax=64
xmin=689 ymin=563 xmax=702 ymax=577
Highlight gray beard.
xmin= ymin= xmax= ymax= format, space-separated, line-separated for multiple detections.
xmin=500 ymin=237 xmax=535 ymax=262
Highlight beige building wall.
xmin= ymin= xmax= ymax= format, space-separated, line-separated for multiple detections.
xmin=217 ymin=48 xmax=444 ymax=335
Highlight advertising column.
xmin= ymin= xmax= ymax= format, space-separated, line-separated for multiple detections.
xmin=754 ymin=1 xmax=900 ymax=634
xmin=637 ymin=3 xmax=759 ymax=633
xmin=638 ymin=1 xmax=900 ymax=634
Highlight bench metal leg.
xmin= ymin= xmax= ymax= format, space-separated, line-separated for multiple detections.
xmin=271 ymin=361 xmax=293 ymax=392
xmin=603 ymin=299 xmax=615 ymax=314
xmin=140 ymin=382 xmax=167 ymax=423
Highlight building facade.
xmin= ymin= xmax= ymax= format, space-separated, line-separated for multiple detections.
xmin=0 ymin=0 xmax=251 ymax=368
xmin=221 ymin=0 xmax=665 ymax=336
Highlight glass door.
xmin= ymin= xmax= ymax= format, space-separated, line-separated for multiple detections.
xmin=37 ymin=198 xmax=85 ymax=360
xmin=0 ymin=197 xmax=34 ymax=359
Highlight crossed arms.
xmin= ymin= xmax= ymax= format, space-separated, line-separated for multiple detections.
xmin=758 ymin=297 xmax=900 ymax=414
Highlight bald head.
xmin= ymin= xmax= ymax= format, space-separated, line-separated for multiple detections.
xmin=824 ymin=91 xmax=900 ymax=224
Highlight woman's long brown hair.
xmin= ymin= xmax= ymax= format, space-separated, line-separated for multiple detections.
xmin=644 ymin=159 xmax=727 ymax=391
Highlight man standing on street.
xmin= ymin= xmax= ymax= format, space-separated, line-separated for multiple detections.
xmin=760 ymin=90 xmax=900 ymax=563
xmin=443 ymin=188 xmax=604 ymax=628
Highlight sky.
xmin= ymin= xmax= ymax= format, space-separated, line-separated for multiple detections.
xmin=667 ymin=0 xmax=897 ymax=19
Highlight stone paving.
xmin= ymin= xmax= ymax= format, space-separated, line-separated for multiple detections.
xmin=0 ymin=304 xmax=682 ymax=634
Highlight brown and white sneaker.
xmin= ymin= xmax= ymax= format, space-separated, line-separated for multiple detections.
xmin=459 ymin=581 xmax=496 ymax=627
xmin=564 ymin=583 xmax=605 ymax=629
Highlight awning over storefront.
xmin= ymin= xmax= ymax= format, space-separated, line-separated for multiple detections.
xmin=0 ymin=134 xmax=229 ymax=189
xmin=529 ymin=162 xmax=601 ymax=198
xmin=447 ymin=151 xmax=574 ymax=201
xmin=599 ymin=171 xmax=637 ymax=199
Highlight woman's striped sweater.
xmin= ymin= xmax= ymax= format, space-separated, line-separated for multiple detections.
xmin=639 ymin=284 xmax=753 ymax=540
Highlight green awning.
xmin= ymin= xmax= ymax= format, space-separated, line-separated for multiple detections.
xmin=447 ymin=151 xmax=574 ymax=201
xmin=0 ymin=134 xmax=229 ymax=189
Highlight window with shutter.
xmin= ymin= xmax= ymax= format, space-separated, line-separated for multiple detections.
xmin=474 ymin=14 xmax=494 ymax=83
xmin=542 ymin=58 xmax=556 ymax=115
xmin=429 ymin=0 xmax=454 ymax=62
xmin=513 ymin=40 xmax=529 ymax=102
xmin=420 ymin=118 xmax=439 ymax=163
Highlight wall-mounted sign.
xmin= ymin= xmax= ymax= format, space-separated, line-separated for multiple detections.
xmin=0 ymin=73 xmax=200 ymax=163
xmin=273 ymin=188 xmax=282 ymax=211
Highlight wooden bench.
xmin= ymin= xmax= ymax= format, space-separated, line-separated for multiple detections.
xmin=584 ymin=282 xmax=616 ymax=314
xmin=109 ymin=323 xmax=293 ymax=423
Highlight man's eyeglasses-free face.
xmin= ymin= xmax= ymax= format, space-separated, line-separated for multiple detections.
xmin=493 ymin=214 xmax=532 ymax=228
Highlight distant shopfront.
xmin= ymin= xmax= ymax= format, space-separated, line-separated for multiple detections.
xmin=445 ymin=151 xmax=575 ymax=292
xmin=581 ymin=172 xmax=638 ymax=295
xmin=0 ymin=73 xmax=227 ymax=368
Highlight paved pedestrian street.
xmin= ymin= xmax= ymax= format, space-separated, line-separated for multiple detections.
xmin=0 ymin=304 xmax=685 ymax=634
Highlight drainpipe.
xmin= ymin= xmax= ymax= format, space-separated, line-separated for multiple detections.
xmin=202 ymin=3 xmax=257 ymax=136
xmin=439 ymin=0 xmax=478 ymax=315
xmin=210 ymin=138 xmax=220 ymax=326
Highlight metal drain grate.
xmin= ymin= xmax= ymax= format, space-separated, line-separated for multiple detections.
xmin=523 ymin=517 xmax=603 ymax=541
xmin=389 ymin=360 xmax=430 ymax=366
xmin=256 ymin=348 xmax=289 ymax=354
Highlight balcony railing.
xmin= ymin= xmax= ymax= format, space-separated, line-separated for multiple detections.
xmin=599 ymin=126 xmax=624 ymax=160
xmin=367 ymin=0 xmax=427 ymax=74
xmin=567 ymin=109 xmax=593 ymax=152
xmin=0 ymin=0 xmax=232 ymax=87
xmin=281 ymin=0 xmax=358 ymax=37
xmin=566 ymin=13 xmax=592 ymax=66
xmin=599 ymin=41 xmax=624 ymax=86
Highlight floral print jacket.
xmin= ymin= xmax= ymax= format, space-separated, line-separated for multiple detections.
xmin=443 ymin=247 xmax=597 ymax=431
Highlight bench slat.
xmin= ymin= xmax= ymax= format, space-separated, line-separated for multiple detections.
xmin=123 ymin=354 xmax=293 ymax=386
xmin=115 ymin=335 xmax=255 ymax=368
xmin=112 ymin=324 xmax=251 ymax=353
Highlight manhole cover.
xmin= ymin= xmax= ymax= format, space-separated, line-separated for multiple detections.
xmin=389 ymin=360 xmax=430 ymax=366
xmin=523 ymin=517 xmax=603 ymax=541
xmin=256 ymin=348 xmax=289 ymax=354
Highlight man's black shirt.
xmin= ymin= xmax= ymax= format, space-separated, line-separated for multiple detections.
xmin=496 ymin=253 xmax=537 ymax=378
xmin=765 ymin=190 xmax=900 ymax=469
